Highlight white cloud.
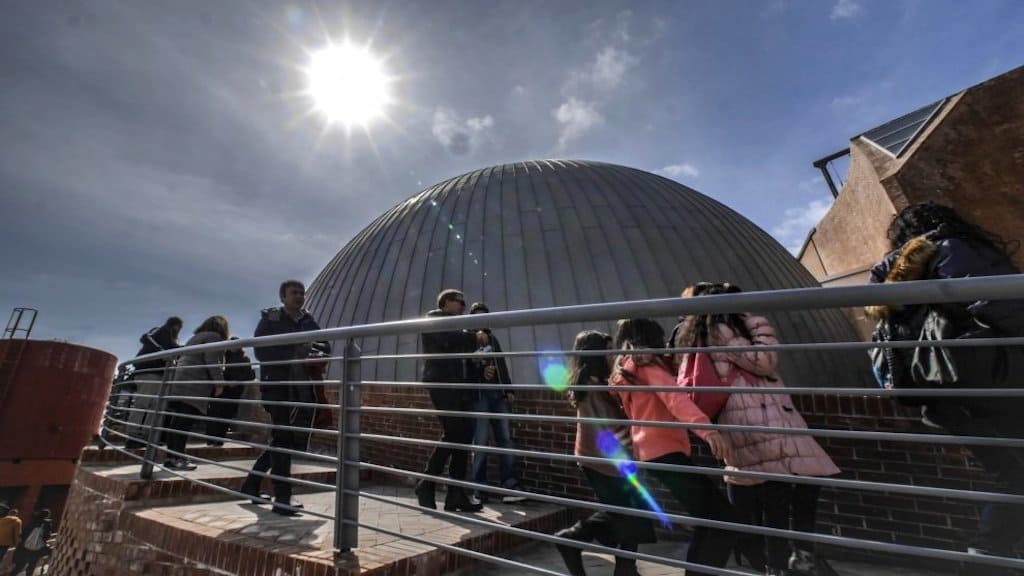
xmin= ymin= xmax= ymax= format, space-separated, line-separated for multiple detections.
xmin=772 ymin=198 xmax=833 ymax=255
xmin=553 ymin=98 xmax=605 ymax=149
xmin=830 ymin=0 xmax=862 ymax=20
xmin=659 ymin=163 xmax=700 ymax=179
xmin=590 ymin=46 xmax=638 ymax=91
xmin=431 ymin=107 xmax=495 ymax=155
xmin=830 ymin=94 xmax=862 ymax=111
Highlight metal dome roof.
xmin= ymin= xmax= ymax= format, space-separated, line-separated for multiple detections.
xmin=307 ymin=160 xmax=872 ymax=387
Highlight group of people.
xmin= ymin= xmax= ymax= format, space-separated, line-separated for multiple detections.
xmin=112 ymin=202 xmax=1023 ymax=573
xmin=0 ymin=506 xmax=53 ymax=576
xmin=124 ymin=280 xmax=328 ymax=517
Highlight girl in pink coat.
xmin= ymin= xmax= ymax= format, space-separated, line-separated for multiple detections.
xmin=675 ymin=282 xmax=840 ymax=576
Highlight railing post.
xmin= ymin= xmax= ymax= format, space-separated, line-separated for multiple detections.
xmin=334 ymin=340 xmax=361 ymax=552
xmin=140 ymin=360 xmax=175 ymax=480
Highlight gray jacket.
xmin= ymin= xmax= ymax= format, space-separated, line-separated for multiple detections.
xmin=171 ymin=331 xmax=226 ymax=412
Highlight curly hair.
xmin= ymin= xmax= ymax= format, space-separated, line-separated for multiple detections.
xmin=674 ymin=282 xmax=751 ymax=350
xmin=886 ymin=202 xmax=1012 ymax=254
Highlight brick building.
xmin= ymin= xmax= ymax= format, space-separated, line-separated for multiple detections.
xmin=799 ymin=64 xmax=1024 ymax=337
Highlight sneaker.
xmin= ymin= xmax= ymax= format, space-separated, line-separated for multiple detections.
xmin=501 ymin=484 xmax=527 ymax=504
xmin=468 ymin=493 xmax=482 ymax=507
xmin=789 ymin=550 xmax=839 ymax=576
xmin=164 ymin=459 xmax=198 ymax=471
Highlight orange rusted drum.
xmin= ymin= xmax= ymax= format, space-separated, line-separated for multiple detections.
xmin=0 ymin=340 xmax=116 ymax=461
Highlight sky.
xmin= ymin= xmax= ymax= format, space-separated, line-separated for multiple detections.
xmin=1 ymin=0 xmax=1022 ymax=363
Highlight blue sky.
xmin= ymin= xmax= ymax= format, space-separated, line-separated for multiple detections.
xmin=1 ymin=0 xmax=1022 ymax=362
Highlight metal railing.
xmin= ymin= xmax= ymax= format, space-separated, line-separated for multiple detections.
xmin=97 ymin=276 xmax=1024 ymax=575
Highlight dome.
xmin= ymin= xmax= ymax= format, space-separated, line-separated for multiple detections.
xmin=307 ymin=160 xmax=872 ymax=387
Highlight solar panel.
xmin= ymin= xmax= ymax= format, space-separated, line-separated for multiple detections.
xmin=860 ymin=98 xmax=947 ymax=157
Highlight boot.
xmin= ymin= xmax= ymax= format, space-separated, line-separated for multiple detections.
xmin=444 ymin=487 xmax=484 ymax=512
xmin=554 ymin=522 xmax=593 ymax=576
xmin=414 ymin=480 xmax=436 ymax=509
xmin=613 ymin=556 xmax=639 ymax=576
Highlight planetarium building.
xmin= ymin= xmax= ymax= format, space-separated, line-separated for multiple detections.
xmin=306 ymin=160 xmax=870 ymax=388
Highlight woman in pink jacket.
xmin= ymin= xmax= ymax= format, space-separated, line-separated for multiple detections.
xmin=675 ymin=282 xmax=840 ymax=576
xmin=610 ymin=318 xmax=739 ymax=576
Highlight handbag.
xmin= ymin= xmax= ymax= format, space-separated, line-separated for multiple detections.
xmin=679 ymin=340 xmax=731 ymax=420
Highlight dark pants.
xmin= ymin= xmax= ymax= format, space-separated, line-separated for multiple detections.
xmin=206 ymin=385 xmax=244 ymax=440
xmin=928 ymin=401 xmax=1024 ymax=553
xmin=242 ymin=404 xmax=313 ymax=503
xmin=647 ymin=453 xmax=740 ymax=576
xmin=580 ymin=467 xmax=657 ymax=548
xmin=423 ymin=389 xmax=473 ymax=482
xmin=164 ymin=401 xmax=202 ymax=457
xmin=471 ymin=390 xmax=518 ymax=488
xmin=728 ymin=482 xmax=821 ymax=569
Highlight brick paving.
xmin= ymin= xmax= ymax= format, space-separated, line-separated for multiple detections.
xmin=470 ymin=539 xmax=959 ymax=576
xmin=133 ymin=483 xmax=566 ymax=574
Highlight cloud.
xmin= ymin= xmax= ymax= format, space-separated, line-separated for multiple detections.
xmin=431 ymin=107 xmax=495 ymax=155
xmin=771 ymin=198 xmax=833 ymax=254
xmin=589 ymin=46 xmax=638 ymax=92
xmin=553 ymin=98 xmax=605 ymax=148
xmin=830 ymin=0 xmax=862 ymax=20
xmin=659 ymin=163 xmax=700 ymax=179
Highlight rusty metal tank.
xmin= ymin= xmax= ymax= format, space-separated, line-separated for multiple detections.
xmin=0 ymin=340 xmax=116 ymax=461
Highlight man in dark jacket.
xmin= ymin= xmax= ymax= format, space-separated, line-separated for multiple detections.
xmin=466 ymin=302 xmax=523 ymax=505
xmin=125 ymin=317 xmax=183 ymax=449
xmin=240 ymin=280 xmax=329 ymax=516
xmin=414 ymin=289 xmax=486 ymax=512
xmin=205 ymin=337 xmax=256 ymax=446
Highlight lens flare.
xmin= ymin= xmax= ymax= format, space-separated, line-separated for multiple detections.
xmin=539 ymin=357 xmax=570 ymax=392
xmin=596 ymin=430 xmax=671 ymax=528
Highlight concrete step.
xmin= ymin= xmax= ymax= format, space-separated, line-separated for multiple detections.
xmin=82 ymin=441 xmax=261 ymax=465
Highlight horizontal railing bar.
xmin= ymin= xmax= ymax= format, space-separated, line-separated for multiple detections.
xmin=116 ymin=405 xmax=339 ymax=438
xmin=104 ymin=413 xmax=339 ymax=464
xmin=358 ymin=380 xmax=1024 ymax=397
xmin=96 ymin=430 xmax=323 ymax=519
xmin=130 ymin=392 xmax=338 ymax=411
xmin=356 ymin=462 xmax=1024 ymax=570
xmin=352 ymin=406 xmax=1024 ymax=448
xmin=116 ymin=379 xmax=341 ymax=388
xmin=120 ymin=275 xmax=1024 ymax=369
xmin=100 ymin=425 xmax=334 ymax=492
xmin=353 ymin=433 xmax=1024 ymax=504
xmin=345 ymin=516 xmax=570 ymax=576
xmin=350 ymin=489 xmax=737 ymax=576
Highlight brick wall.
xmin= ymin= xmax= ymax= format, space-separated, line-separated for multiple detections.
xmin=357 ymin=384 xmax=1008 ymax=569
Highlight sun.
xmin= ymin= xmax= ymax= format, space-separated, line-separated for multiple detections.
xmin=305 ymin=42 xmax=391 ymax=128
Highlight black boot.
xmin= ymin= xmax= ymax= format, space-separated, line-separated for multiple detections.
xmin=613 ymin=559 xmax=639 ymax=576
xmin=414 ymin=480 xmax=436 ymax=509
xmin=444 ymin=487 xmax=483 ymax=512
xmin=554 ymin=521 xmax=593 ymax=576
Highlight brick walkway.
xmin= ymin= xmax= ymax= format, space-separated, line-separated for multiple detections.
xmin=132 ymin=483 xmax=566 ymax=574
xmin=469 ymin=539 xmax=959 ymax=576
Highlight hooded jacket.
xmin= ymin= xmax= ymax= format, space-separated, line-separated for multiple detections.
xmin=254 ymin=307 xmax=328 ymax=402
xmin=704 ymin=315 xmax=839 ymax=485
xmin=134 ymin=325 xmax=181 ymax=375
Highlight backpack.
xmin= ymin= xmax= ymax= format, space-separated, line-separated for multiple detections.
xmin=23 ymin=525 xmax=45 ymax=552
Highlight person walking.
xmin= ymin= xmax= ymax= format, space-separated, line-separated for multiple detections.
xmin=554 ymin=330 xmax=656 ymax=576
xmin=0 ymin=508 xmax=21 ymax=567
xmin=125 ymin=317 xmax=183 ymax=449
xmin=205 ymin=337 xmax=256 ymax=446
xmin=609 ymin=318 xmax=738 ymax=576
xmin=414 ymin=289 xmax=486 ymax=512
xmin=164 ymin=315 xmax=230 ymax=471
xmin=867 ymin=202 xmax=1024 ymax=560
xmin=677 ymin=282 xmax=841 ymax=576
xmin=241 ymin=280 xmax=330 ymax=517
xmin=467 ymin=302 xmax=523 ymax=505
xmin=9 ymin=509 xmax=52 ymax=576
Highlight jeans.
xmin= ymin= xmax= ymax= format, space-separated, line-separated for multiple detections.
xmin=728 ymin=482 xmax=822 ymax=569
xmin=242 ymin=404 xmax=313 ymax=503
xmin=647 ymin=453 xmax=740 ymax=576
xmin=471 ymin=391 xmax=518 ymax=488
xmin=164 ymin=401 xmax=202 ymax=457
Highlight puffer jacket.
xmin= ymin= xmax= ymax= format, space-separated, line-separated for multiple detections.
xmin=610 ymin=356 xmax=715 ymax=462
xmin=706 ymin=315 xmax=840 ymax=485
xmin=171 ymin=331 xmax=226 ymax=412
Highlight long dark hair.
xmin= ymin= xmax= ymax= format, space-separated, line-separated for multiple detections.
xmin=194 ymin=315 xmax=230 ymax=339
xmin=887 ymin=202 xmax=1013 ymax=255
xmin=567 ymin=330 xmax=611 ymax=408
xmin=612 ymin=318 xmax=677 ymax=380
xmin=674 ymin=282 xmax=752 ymax=350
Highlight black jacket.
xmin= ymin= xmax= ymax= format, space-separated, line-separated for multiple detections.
xmin=134 ymin=325 xmax=181 ymax=374
xmin=471 ymin=331 xmax=512 ymax=396
xmin=224 ymin=349 xmax=256 ymax=382
xmin=254 ymin=307 xmax=329 ymax=402
xmin=421 ymin=309 xmax=479 ymax=385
